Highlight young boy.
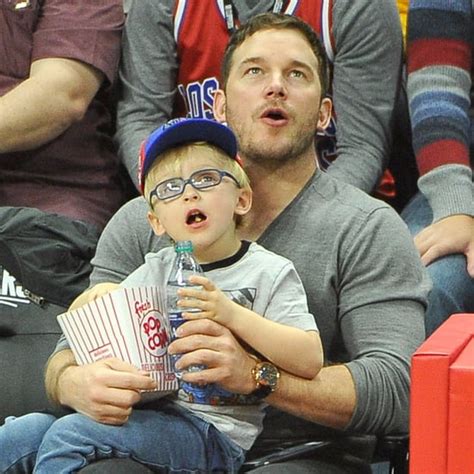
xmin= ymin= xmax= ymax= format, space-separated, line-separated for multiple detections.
xmin=8 ymin=118 xmax=323 ymax=473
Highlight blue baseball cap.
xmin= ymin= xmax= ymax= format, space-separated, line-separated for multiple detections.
xmin=138 ymin=118 xmax=239 ymax=193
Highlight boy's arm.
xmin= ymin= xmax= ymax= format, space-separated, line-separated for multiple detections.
xmin=221 ymin=304 xmax=323 ymax=380
xmin=181 ymin=275 xmax=323 ymax=380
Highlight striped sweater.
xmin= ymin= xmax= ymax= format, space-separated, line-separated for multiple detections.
xmin=407 ymin=0 xmax=473 ymax=222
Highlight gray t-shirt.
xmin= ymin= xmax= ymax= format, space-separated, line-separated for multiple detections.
xmin=86 ymin=170 xmax=430 ymax=439
xmin=121 ymin=242 xmax=317 ymax=450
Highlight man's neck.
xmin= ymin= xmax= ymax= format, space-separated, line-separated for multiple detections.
xmin=238 ymin=157 xmax=317 ymax=241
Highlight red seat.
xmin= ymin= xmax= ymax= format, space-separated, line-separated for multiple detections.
xmin=410 ymin=313 xmax=474 ymax=474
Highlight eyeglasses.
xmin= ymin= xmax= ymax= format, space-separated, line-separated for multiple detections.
xmin=149 ymin=168 xmax=241 ymax=202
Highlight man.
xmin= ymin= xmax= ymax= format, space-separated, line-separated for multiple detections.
xmin=43 ymin=14 xmax=427 ymax=473
xmin=0 ymin=0 xmax=131 ymax=423
xmin=401 ymin=0 xmax=474 ymax=335
xmin=0 ymin=0 xmax=129 ymax=233
xmin=116 ymin=0 xmax=403 ymax=200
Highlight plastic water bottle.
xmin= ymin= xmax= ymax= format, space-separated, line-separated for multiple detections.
xmin=166 ymin=240 xmax=205 ymax=378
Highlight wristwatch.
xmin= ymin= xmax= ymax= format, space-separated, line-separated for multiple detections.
xmin=250 ymin=360 xmax=280 ymax=399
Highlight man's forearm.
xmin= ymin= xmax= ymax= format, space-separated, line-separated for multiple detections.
xmin=45 ymin=349 xmax=78 ymax=406
xmin=0 ymin=58 xmax=102 ymax=153
xmin=0 ymin=79 xmax=72 ymax=152
xmin=267 ymin=364 xmax=356 ymax=430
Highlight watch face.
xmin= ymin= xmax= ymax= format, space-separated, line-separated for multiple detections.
xmin=257 ymin=362 xmax=279 ymax=389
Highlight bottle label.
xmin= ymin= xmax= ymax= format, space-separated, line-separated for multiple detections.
xmin=168 ymin=310 xmax=185 ymax=340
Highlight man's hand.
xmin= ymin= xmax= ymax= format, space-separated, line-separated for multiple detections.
xmin=414 ymin=214 xmax=474 ymax=276
xmin=168 ymin=319 xmax=256 ymax=394
xmin=178 ymin=275 xmax=237 ymax=327
xmin=49 ymin=353 xmax=156 ymax=425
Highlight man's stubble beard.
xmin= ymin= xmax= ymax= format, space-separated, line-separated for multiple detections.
xmin=228 ymin=115 xmax=318 ymax=167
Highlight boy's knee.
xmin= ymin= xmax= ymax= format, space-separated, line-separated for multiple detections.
xmin=0 ymin=413 xmax=56 ymax=452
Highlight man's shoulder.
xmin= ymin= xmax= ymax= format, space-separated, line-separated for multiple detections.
xmin=286 ymin=172 xmax=406 ymax=249
xmin=113 ymin=196 xmax=149 ymax=219
xmin=33 ymin=0 xmax=124 ymax=83
xmin=310 ymin=171 xmax=393 ymax=220
xmin=99 ymin=195 xmax=153 ymax=245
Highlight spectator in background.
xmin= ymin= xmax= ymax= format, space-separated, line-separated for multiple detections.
xmin=0 ymin=0 xmax=130 ymax=264
xmin=402 ymin=0 xmax=474 ymax=335
xmin=116 ymin=0 xmax=403 ymax=200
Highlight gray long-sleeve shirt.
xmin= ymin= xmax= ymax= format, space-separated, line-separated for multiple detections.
xmin=86 ymin=171 xmax=429 ymax=438
xmin=115 ymin=0 xmax=402 ymax=194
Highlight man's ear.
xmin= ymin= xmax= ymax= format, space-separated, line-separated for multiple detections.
xmin=317 ymin=97 xmax=332 ymax=132
xmin=213 ymin=89 xmax=227 ymax=123
xmin=234 ymin=188 xmax=252 ymax=217
xmin=147 ymin=211 xmax=166 ymax=236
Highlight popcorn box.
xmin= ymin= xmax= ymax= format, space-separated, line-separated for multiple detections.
xmin=57 ymin=286 xmax=178 ymax=393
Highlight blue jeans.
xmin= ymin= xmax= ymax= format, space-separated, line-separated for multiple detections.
xmin=402 ymin=192 xmax=474 ymax=336
xmin=0 ymin=403 xmax=245 ymax=473
xmin=0 ymin=413 xmax=57 ymax=473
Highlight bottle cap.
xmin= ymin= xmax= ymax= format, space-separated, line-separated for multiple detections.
xmin=175 ymin=240 xmax=193 ymax=253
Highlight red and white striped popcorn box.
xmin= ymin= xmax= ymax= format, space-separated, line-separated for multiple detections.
xmin=57 ymin=286 xmax=178 ymax=393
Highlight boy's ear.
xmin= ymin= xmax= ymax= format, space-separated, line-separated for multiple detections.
xmin=147 ymin=211 xmax=166 ymax=236
xmin=234 ymin=188 xmax=252 ymax=216
xmin=316 ymin=97 xmax=332 ymax=132
xmin=213 ymin=89 xmax=227 ymax=123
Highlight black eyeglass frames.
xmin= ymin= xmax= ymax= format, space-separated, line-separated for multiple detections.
xmin=149 ymin=168 xmax=240 ymax=202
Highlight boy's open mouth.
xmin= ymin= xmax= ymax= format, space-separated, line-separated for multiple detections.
xmin=186 ymin=210 xmax=207 ymax=225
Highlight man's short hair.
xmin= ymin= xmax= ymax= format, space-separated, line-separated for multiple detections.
xmin=221 ymin=12 xmax=330 ymax=98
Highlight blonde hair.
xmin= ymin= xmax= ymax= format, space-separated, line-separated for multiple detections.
xmin=144 ymin=142 xmax=250 ymax=205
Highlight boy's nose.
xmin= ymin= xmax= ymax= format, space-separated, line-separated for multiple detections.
xmin=182 ymin=183 xmax=200 ymax=201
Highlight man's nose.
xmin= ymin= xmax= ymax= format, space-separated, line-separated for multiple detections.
xmin=265 ymin=73 xmax=287 ymax=99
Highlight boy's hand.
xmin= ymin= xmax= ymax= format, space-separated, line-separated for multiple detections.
xmin=69 ymin=282 xmax=120 ymax=310
xmin=177 ymin=275 xmax=237 ymax=327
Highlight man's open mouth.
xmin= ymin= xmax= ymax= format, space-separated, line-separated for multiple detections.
xmin=261 ymin=108 xmax=289 ymax=122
